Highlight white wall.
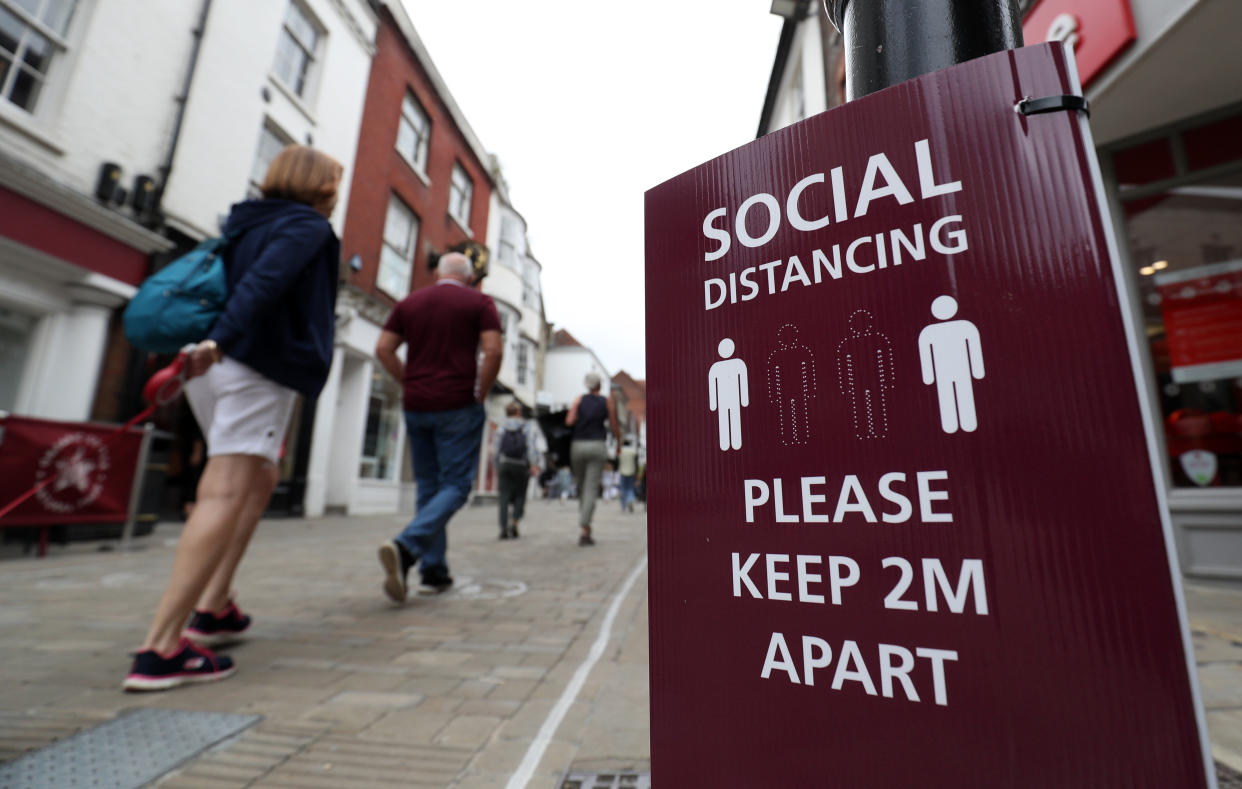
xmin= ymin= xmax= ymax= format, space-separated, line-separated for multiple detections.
xmin=0 ymin=0 xmax=199 ymax=199
xmin=769 ymin=11 xmax=828 ymax=132
xmin=161 ymin=0 xmax=376 ymax=238
xmin=542 ymin=346 xmax=611 ymax=412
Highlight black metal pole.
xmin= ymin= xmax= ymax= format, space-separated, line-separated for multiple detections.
xmin=824 ymin=0 xmax=1023 ymax=101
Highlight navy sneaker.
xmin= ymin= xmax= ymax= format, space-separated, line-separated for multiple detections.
xmin=184 ymin=601 xmax=251 ymax=647
xmin=379 ymin=540 xmax=417 ymax=602
xmin=419 ymin=570 xmax=453 ymax=595
xmin=123 ymin=638 xmax=235 ymax=692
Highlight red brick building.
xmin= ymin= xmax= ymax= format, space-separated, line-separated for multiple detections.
xmin=306 ymin=0 xmax=497 ymax=518
xmin=340 ymin=0 xmax=493 ymax=302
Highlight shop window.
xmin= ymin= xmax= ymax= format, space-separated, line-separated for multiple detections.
xmin=449 ymin=163 xmax=472 ymax=229
xmin=273 ymin=1 xmax=321 ymax=99
xmin=0 ymin=0 xmax=77 ymax=113
xmin=359 ymin=371 xmax=401 ymax=481
xmin=378 ymin=195 xmax=418 ymax=298
xmin=0 ymin=305 xmax=34 ymax=411
xmin=396 ymin=91 xmax=431 ymax=175
xmin=1122 ymin=167 xmax=1242 ymax=488
xmin=248 ymin=121 xmax=293 ymax=198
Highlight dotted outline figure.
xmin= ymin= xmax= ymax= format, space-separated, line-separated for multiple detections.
xmin=836 ymin=309 xmax=895 ymax=439
xmin=708 ymin=338 xmax=748 ymax=451
xmin=918 ymin=295 xmax=985 ymax=434
xmin=766 ymin=323 xmax=817 ymax=447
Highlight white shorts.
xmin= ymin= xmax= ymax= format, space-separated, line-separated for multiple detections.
xmin=184 ymin=357 xmax=298 ymax=465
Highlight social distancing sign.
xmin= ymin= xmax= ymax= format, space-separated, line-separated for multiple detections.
xmin=644 ymin=43 xmax=1213 ymax=787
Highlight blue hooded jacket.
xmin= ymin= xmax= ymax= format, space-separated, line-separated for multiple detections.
xmin=206 ymin=199 xmax=340 ymax=397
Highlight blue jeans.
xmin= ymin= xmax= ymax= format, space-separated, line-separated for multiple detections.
xmin=396 ymin=403 xmax=485 ymax=578
xmin=619 ymin=474 xmax=636 ymax=510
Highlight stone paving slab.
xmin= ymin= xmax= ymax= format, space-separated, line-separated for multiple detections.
xmin=2 ymin=497 xmax=1241 ymax=786
xmin=0 ymin=499 xmax=650 ymax=787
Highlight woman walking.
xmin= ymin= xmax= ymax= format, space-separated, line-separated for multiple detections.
xmin=565 ymin=373 xmax=621 ymax=546
xmin=124 ymin=146 xmax=343 ymax=691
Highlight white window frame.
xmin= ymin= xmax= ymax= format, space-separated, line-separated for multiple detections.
xmin=377 ymin=195 xmax=418 ymax=299
xmin=517 ymin=337 xmax=536 ymax=387
xmin=396 ymin=90 xmax=431 ymax=177
xmin=449 ymin=163 xmax=473 ymax=231
xmin=359 ymin=371 xmax=403 ymax=481
xmin=272 ymin=1 xmax=322 ymax=100
xmin=0 ymin=0 xmax=77 ymax=115
xmin=248 ymin=120 xmax=293 ymax=198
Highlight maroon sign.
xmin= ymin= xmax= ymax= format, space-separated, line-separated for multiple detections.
xmin=644 ymin=44 xmax=1210 ymax=786
xmin=0 ymin=414 xmax=142 ymax=525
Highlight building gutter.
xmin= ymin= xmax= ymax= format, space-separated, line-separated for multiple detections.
xmin=152 ymin=0 xmax=213 ymax=230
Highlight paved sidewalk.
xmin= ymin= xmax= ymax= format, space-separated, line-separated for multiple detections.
xmin=1 ymin=498 xmax=1240 ymax=786
xmin=0 ymin=498 xmax=650 ymax=788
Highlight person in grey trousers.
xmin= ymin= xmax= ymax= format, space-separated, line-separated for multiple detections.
xmin=566 ymin=373 xmax=621 ymax=545
xmin=493 ymin=400 xmax=541 ymax=540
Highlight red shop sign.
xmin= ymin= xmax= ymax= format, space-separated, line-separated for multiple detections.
xmin=1022 ymin=0 xmax=1136 ymax=87
xmin=644 ymin=43 xmax=1211 ymax=786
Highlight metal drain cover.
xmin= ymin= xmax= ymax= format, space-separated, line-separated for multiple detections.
xmin=0 ymin=708 xmax=260 ymax=789
xmin=560 ymin=771 xmax=652 ymax=789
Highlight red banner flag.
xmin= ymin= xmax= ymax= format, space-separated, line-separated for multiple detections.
xmin=0 ymin=414 xmax=142 ymax=525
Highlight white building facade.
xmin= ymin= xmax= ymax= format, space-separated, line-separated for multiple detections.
xmin=0 ymin=0 xmax=377 ymax=517
xmin=474 ymin=166 xmax=547 ymax=496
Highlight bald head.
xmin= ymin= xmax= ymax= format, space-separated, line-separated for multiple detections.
xmin=437 ymin=252 xmax=473 ymax=283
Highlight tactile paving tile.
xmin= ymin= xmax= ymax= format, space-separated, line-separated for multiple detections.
xmin=559 ymin=770 xmax=652 ymax=789
xmin=0 ymin=708 xmax=260 ymax=789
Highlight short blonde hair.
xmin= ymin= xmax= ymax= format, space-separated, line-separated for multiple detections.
xmin=260 ymin=145 xmax=343 ymax=212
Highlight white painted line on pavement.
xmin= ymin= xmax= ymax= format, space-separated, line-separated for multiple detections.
xmin=505 ymin=554 xmax=648 ymax=789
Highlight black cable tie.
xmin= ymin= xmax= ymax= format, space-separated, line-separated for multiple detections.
xmin=1016 ymin=94 xmax=1090 ymax=117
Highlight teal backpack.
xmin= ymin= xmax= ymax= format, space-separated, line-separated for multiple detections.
xmin=123 ymin=233 xmax=236 ymax=353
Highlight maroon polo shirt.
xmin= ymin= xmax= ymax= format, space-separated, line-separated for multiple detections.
xmin=383 ymin=280 xmax=502 ymax=412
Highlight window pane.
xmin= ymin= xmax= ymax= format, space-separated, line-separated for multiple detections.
xmin=285 ymin=3 xmax=318 ymax=51
xmin=273 ymin=30 xmax=310 ymax=95
xmin=250 ymin=124 xmax=289 ymax=190
xmin=21 ymin=27 xmax=49 ymax=74
xmin=383 ymin=199 xmax=414 ymax=252
xmin=450 ymin=165 xmax=472 ymax=226
xmin=9 ymin=62 xmax=41 ymax=109
xmin=378 ymin=245 xmax=411 ymax=297
xmin=1123 ymin=168 xmax=1242 ymax=488
xmin=0 ymin=7 xmax=23 ymax=55
xmin=396 ymin=116 xmax=416 ymax=163
xmin=41 ymin=0 xmax=75 ymax=35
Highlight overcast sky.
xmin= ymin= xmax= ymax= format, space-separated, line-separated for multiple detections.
xmin=398 ymin=1 xmax=784 ymax=379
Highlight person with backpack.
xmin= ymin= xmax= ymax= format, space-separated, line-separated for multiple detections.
xmin=493 ymin=401 xmax=541 ymax=539
xmin=124 ymin=146 xmax=344 ymax=691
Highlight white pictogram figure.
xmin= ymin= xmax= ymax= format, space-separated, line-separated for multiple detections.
xmin=918 ymin=295 xmax=985 ymax=434
xmin=709 ymin=338 xmax=749 ymax=451
xmin=767 ymin=323 xmax=817 ymax=446
xmin=836 ymin=309 xmax=895 ymax=439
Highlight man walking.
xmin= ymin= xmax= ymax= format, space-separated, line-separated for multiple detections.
xmin=374 ymin=253 xmax=503 ymax=601
xmin=493 ymin=400 xmax=541 ymax=539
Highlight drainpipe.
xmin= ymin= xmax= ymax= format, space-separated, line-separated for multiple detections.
xmin=150 ymin=0 xmax=213 ymax=230
xmin=823 ymin=0 xmax=1022 ymax=101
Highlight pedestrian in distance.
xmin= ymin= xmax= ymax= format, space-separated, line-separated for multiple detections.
xmin=493 ymin=400 xmax=541 ymax=539
xmin=124 ymin=146 xmax=344 ymax=691
xmin=375 ymin=253 xmax=503 ymax=602
xmin=618 ymin=438 xmax=638 ymax=513
xmin=566 ymin=372 xmax=621 ymax=545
